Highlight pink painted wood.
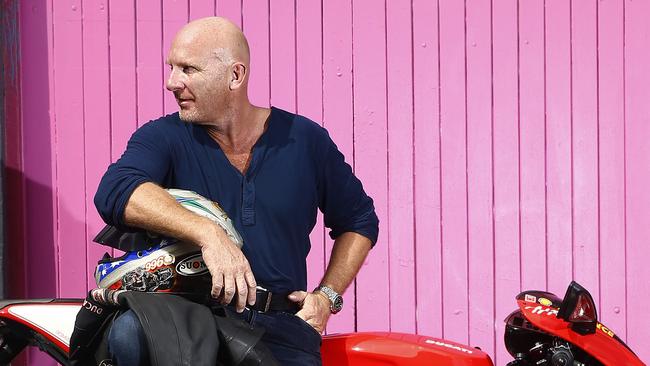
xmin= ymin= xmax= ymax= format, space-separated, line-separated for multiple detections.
xmin=82 ymin=0 xmax=112 ymax=290
xmin=52 ymin=0 xmax=86 ymax=299
xmin=11 ymin=0 xmax=650 ymax=363
xmin=624 ymin=0 xmax=650 ymax=355
xmin=545 ymin=0 xmax=573 ymax=296
xmin=412 ymin=0 xmax=443 ymax=339
xmin=322 ymin=0 xmax=357 ymax=334
xmin=386 ymin=0 xmax=416 ymax=334
xmin=438 ymin=0 xmax=469 ymax=344
xmin=466 ymin=0 xmax=494 ymax=355
xmin=269 ymin=0 xmax=295 ymax=112
xmin=597 ymin=0 xmax=626 ymax=338
xmin=491 ymin=0 xmax=521 ymax=363
xmin=216 ymin=0 xmax=242 ymax=29
xmin=571 ymin=0 xmax=600 ymax=300
xmin=352 ymin=0 xmax=390 ymax=333
xmin=162 ymin=0 xmax=188 ymax=114
xmin=242 ymin=0 xmax=269 ymax=107
xmin=136 ymin=0 xmax=164 ymax=125
xmin=518 ymin=0 xmax=546 ymax=292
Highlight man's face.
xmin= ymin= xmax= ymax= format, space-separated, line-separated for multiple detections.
xmin=165 ymin=36 xmax=230 ymax=123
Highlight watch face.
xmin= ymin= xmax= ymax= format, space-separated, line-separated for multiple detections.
xmin=332 ymin=296 xmax=343 ymax=312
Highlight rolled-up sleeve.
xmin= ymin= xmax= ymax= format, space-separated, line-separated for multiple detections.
xmin=318 ymin=139 xmax=379 ymax=246
xmin=94 ymin=121 xmax=172 ymax=229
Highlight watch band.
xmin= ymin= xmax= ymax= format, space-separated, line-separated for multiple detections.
xmin=314 ymin=285 xmax=343 ymax=314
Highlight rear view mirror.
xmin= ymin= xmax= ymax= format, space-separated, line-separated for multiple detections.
xmin=557 ymin=281 xmax=598 ymax=335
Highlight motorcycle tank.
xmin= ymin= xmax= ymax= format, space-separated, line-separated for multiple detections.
xmin=321 ymin=332 xmax=494 ymax=366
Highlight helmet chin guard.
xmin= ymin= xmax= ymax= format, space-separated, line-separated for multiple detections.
xmin=94 ymin=189 xmax=243 ymax=300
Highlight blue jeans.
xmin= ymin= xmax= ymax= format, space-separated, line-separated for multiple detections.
xmin=108 ymin=308 xmax=322 ymax=365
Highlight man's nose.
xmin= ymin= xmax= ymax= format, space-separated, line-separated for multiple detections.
xmin=166 ymin=68 xmax=184 ymax=91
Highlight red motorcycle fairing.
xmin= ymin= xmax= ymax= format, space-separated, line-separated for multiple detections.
xmin=516 ymin=295 xmax=645 ymax=366
xmin=321 ymin=332 xmax=494 ymax=366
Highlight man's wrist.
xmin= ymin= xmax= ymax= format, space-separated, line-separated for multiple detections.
xmin=314 ymin=285 xmax=344 ymax=314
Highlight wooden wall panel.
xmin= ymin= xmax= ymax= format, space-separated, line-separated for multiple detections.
xmin=545 ymin=0 xmax=573 ymax=296
xmin=624 ymin=0 xmax=650 ymax=353
xmin=322 ymin=0 xmax=356 ymax=334
xmin=491 ymin=0 xmax=520 ymax=363
xmin=439 ymin=0 xmax=468 ymax=344
xmin=136 ymin=0 xmax=164 ymax=125
xmin=412 ymin=0 xmax=442 ymax=339
xmin=466 ymin=0 xmax=494 ymax=355
xmin=242 ymin=0 xmax=269 ymax=107
xmin=11 ymin=0 xmax=650 ymax=363
xmin=82 ymin=0 xmax=112 ymax=290
xmin=53 ymin=0 xmax=86 ymax=299
xmin=518 ymin=0 xmax=546 ymax=292
xmin=597 ymin=0 xmax=626 ymax=337
xmin=352 ymin=0 xmax=389 ymax=333
xmin=269 ymin=0 xmax=295 ymax=111
xmin=572 ymin=0 xmax=600 ymax=299
xmin=386 ymin=0 xmax=415 ymax=334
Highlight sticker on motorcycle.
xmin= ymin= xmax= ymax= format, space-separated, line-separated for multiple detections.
xmin=524 ymin=305 xmax=559 ymax=316
xmin=538 ymin=297 xmax=552 ymax=306
xmin=176 ymin=254 xmax=208 ymax=276
xmin=597 ymin=323 xmax=615 ymax=337
xmin=525 ymin=294 xmax=537 ymax=303
xmin=424 ymin=339 xmax=474 ymax=354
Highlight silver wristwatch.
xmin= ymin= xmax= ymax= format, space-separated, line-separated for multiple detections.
xmin=314 ymin=285 xmax=343 ymax=314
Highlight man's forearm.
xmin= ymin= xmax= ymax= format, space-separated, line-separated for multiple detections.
xmin=318 ymin=232 xmax=372 ymax=294
xmin=123 ymin=182 xmax=223 ymax=246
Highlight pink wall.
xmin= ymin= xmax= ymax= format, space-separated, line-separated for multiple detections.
xmin=9 ymin=0 xmax=650 ymax=364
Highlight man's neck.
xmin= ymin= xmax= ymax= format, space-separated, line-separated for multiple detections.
xmin=206 ymin=104 xmax=271 ymax=153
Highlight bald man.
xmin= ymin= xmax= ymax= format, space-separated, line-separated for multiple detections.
xmin=95 ymin=17 xmax=378 ymax=365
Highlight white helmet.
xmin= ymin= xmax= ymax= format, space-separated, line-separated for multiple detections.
xmin=94 ymin=189 xmax=242 ymax=299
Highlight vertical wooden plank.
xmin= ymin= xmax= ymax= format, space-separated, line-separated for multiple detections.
xmin=322 ymin=0 xmax=356 ymax=333
xmin=53 ymin=0 xmax=86 ymax=299
xmin=242 ymin=0 xmax=270 ymax=107
xmin=269 ymin=0 xmax=295 ymax=111
xmin=137 ymin=0 xmax=164 ymax=125
xmin=0 ymin=1 xmax=26 ymax=299
xmin=597 ymin=0 xmax=626 ymax=337
xmin=624 ymin=0 xmax=650 ymax=357
xmin=518 ymin=0 xmax=546 ymax=291
xmin=189 ymin=0 xmax=215 ymax=20
xmin=216 ymin=0 xmax=242 ymax=28
xmin=386 ymin=0 xmax=415 ymax=334
xmin=571 ymin=0 xmax=599 ymax=300
xmin=545 ymin=0 xmax=572 ymax=295
xmin=297 ymin=0 xmax=325 ymax=299
xmin=438 ymin=0 xmax=468 ymax=344
xmin=492 ymin=0 xmax=520 ymax=363
xmin=352 ymin=0 xmax=389 ymax=332
xmin=83 ymin=0 xmax=112 ymax=290
xmin=412 ymin=0 xmax=442 ymax=338
xmin=109 ymin=0 xmax=138 ymax=160
xmin=466 ymin=0 xmax=494 ymax=354
xmin=22 ymin=1 xmax=58 ymax=364
xmin=162 ymin=0 xmax=188 ymax=114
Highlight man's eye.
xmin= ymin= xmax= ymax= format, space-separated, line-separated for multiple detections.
xmin=183 ymin=66 xmax=197 ymax=74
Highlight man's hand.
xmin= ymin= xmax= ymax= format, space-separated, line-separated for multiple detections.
xmin=200 ymin=231 xmax=256 ymax=312
xmin=288 ymin=290 xmax=331 ymax=333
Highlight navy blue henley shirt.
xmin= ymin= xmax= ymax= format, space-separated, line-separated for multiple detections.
xmin=94 ymin=107 xmax=379 ymax=292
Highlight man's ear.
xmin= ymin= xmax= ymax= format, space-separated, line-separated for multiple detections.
xmin=230 ymin=62 xmax=247 ymax=90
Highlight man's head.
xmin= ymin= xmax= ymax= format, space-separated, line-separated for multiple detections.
xmin=165 ymin=17 xmax=250 ymax=123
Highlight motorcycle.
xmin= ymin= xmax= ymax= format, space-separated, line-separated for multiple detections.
xmin=0 ymin=280 xmax=644 ymax=365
